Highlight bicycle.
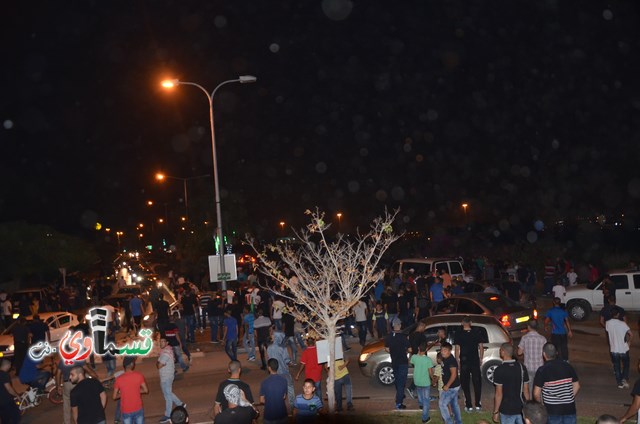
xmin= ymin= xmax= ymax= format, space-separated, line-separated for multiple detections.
xmin=16 ymin=376 xmax=63 ymax=413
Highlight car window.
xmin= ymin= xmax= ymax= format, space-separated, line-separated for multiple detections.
xmin=423 ymin=327 xmax=441 ymax=342
xmin=436 ymin=299 xmax=457 ymax=314
xmin=612 ymin=275 xmax=629 ymax=290
xmin=435 ymin=262 xmax=449 ymax=274
xmin=450 ymin=325 xmax=489 ymax=344
xmin=402 ymin=262 xmax=430 ymax=276
xmin=449 ymin=262 xmax=463 ymax=275
xmin=45 ymin=316 xmax=57 ymax=328
xmin=634 ymin=275 xmax=640 ymax=290
xmin=457 ymin=299 xmax=484 ymax=315
xmin=58 ymin=315 xmax=71 ymax=327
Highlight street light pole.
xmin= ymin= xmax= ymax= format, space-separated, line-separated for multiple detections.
xmin=162 ymin=76 xmax=256 ymax=290
xmin=156 ymin=173 xmax=210 ymax=226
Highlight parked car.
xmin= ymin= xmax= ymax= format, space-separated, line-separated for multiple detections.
xmin=0 ymin=312 xmax=79 ymax=358
xmin=392 ymin=258 xmax=465 ymax=280
xmin=434 ymin=293 xmax=537 ymax=338
xmin=358 ymin=314 xmax=511 ymax=386
xmin=565 ymin=270 xmax=640 ymax=321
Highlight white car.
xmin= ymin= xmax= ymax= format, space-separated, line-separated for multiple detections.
xmin=0 ymin=312 xmax=79 ymax=357
xmin=565 ymin=270 xmax=640 ymax=321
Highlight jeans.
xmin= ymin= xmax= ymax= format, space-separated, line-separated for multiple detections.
xmin=547 ymin=415 xmax=577 ymax=424
xmin=243 ymin=332 xmax=256 ymax=359
xmin=122 ymin=408 xmax=144 ymax=424
xmin=611 ymin=351 xmax=630 ymax=384
xmin=29 ymin=370 xmax=51 ymax=391
xmin=115 ymin=399 xmax=121 ymax=422
xmin=500 ymin=414 xmax=524 ymax=424
xmin=200 ymin=307 xmax=208 ymax=330
xmin=258 ymin=338 xmax=269 ymax=368
xmin=160 ymin=378 xmax=182 ymax=417
xmin=460 ymin=361 xmax=482 ymax=408
xmin=209 ymin=316 xmax=222 ymax=341
xmin=439 ymin=385 xmax=462 ymax=424
xmin=387 ymin=313 xmax=398 ymax=332
xmin=105 ymin=359 xmax=116 ymax=377
xmin=416 ymin=386 xmax=431 ymax=421
xmin=334 ymin=374 xmax=353 ymax=411
xmin=171 ymin=345 xmax=189 ymax=371
xmin=551 ymin=333 xmax=569 ymax=361
xmin=283 ymin=372 xmax=295 ymax=409
xmin=356 ymin=321 xmax=367 ymax=346
xmin=285 ymin=336 xmax=298 ymax=363
xmin=274 ymin=318 xmax=282 ymax=331
xmin=225 ymin=338 xmax=238 ymax=361
xmin=294 ymin=332 xmax=306 ymax=351
xmin=185 ymin=314 xmax=196 ymax=342
xmin=393 ymin=364 xmax=408 ymax=405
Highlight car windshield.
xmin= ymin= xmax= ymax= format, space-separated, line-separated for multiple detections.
xmin=478 ymin=294 xmax=519 ymax=312
xmin=587 ymin=278 xmax=603 ymax=290
xmin=402 ymin=262 xmax=431 ymax=276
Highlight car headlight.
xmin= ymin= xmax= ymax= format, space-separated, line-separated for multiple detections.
xmin=136 ymin=276 xmax=142 ymax=282
xmin=359 ymin=353 xmax=371 ymax=362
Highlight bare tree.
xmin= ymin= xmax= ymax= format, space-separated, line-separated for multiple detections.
xmin=248 ymin=208 xmax=399 ymax=413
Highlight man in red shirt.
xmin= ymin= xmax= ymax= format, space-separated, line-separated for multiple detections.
xmin=113 ymin=357 xmax=149 ymax=424
xmin=295 ymin=335 xmax=323 ymax=393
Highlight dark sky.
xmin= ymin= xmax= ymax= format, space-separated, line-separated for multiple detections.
xmin=2 ymin=0 xmax=639 ymax=239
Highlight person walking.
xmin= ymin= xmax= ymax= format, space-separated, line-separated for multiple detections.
xmin=57 ymin=358 xmax=99 ymax=424
xmin=70 ymin=365 xmax=107 ymax=424
xmin=293 ymin=379 xmax=323 ymax=424
xmin=213 ymin=361 xmax=254 ymax=417
xmin=545 ymin=297 xmax=572 ymax=361
xmin=157 ymin=338 xmax=186 ymax=423
xmin=181 ymin=287 xmax=198 ymax=343
xmin=410 ymin=341 xmax=435 ymax=424
xmin=0 ymin=359 xmax=21 ymax=424
xmin=407 ymin=321 xmax=428 ymax=399
xmin=155 ymin=293 xmax=170 ymax=332
xmin=517 ymin=320 xmax=547 ymax=397
xmin=295 ymin=335 xmax=323 ymax=394
xmin=619 ymin=360 xmax=640 ymax=423
xmin=11 ymin=317 xmax=30 ymax=374
xmin=162 ymin=312 xmax=190 ymax=372
xmin=254 ymin=310 xmax=272 ymax=371
xmin=214 ymin=384 xmax=258 ymax=424
xmin=208 ymin=294 xmax=224 ymax=343
xmin=199 ymin=291 xmax=212 ymax=331
xmin=533 ymin=343 xmax=580 ymax=424
xmin=260 ymin=358 xmax=289 ymax=424
xmin=438 ymin=342 xmax=463 ymax=424
xmin=384 ymin=320 xmax=410 ymax=410
xmin=223 ymin=308 xmax=239 ymax=361
xmin=267 ymin=331 xmax=295 ymax=409
xmin=454 ymin=316 xmax=484 ymax=412
xmin=129 ymin=294 xmax=144 ymax=335
xmin=606 ymin=308 xmax=632 ymax=388
xmin=492 ymin=343 xmax=530 ymax=424
xmin=353 ymin=299 xmax=368 ymax=347
xmin=282 ymin=308 xmax=298 ymax=365
xmin=113 ymin=357 xmax=149 ymax=424
xmin=242 ymin=306 xmax=256 ymax=361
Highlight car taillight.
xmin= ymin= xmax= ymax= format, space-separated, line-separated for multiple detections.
xmin=501 ymin=315 xmax=510 ymax=327
xmin=533 ymin=309 xmax=538 ymax=319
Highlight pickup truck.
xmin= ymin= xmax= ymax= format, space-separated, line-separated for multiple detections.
xmin=565 ymin=270 xmax=640 ymax=321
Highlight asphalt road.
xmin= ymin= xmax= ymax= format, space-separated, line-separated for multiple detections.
xmin=17 ymin=306 xmax=639 ymax=423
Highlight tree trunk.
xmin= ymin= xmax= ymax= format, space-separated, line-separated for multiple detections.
xmin=326 ymin=325 xmax=336 ymax=413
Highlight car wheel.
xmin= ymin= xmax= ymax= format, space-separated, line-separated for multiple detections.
xmin=375 ymin=362 xmax=395 ymax=386
xmin=482 ymin=360 xmax=501 ymax=384
xmin=567 ymin=300 xmax=590 ymax=321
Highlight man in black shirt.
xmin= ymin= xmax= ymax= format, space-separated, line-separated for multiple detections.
xmin=213 ymin=361 xmax=254 ymax=417
xmin=454 ymin=316 xmax=484 ymax=411
xmin=382 ymin=287 xmax=399 ymax=333
xmin=29 ymin=315 xmax=50 ymax=343
xmin=214 ymin=383 xmax=258 ymax=424
xmin=493 ymin=343 xmax=530 ymax=423
xmin=533 ymin=343 xmax=580 ymax=423
xmin=207 ymin=295 xmax=224 ymax=343
xmin=439 ymin=342 xmax=462 ymax=424
xmin=0 ymin=359 xmax=20 ymax=423
xmin=181 ymin=288 xmax=198 ymax=343
xmin=70 ymin=365 xmax=106 ymax=424
xmin=155 ymin=293 xmax=171 ymax=332
xmin=11 ymin=317 xmax=30 ymax=374
xmin=384 ymin=320 xmax=410 ymax=410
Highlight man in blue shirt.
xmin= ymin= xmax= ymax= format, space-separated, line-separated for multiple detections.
xmin=430 ymin=277 xmax=445 ymax=312
xmin=18 ymin=356 xmax=50 ymax=392
xmin=260 ymin=359 xmax=289 ymax=424
xmin=544 ymin=297 xmax=573 ymax=361
xmin=129 ymin=294 xmax=144 ymax=333
xmin=223 ymin=308 xmax=238 ymax=361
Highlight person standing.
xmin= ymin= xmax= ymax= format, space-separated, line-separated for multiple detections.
xmin=199 ymin=291 xmax=212 ymax=331
xmin=223 ymin=308 xmax=239 ymax=361
xmin=373 ymin=303 xmax=387 ymax=339
xmin=410 ymin=342 xmax=435 ymax=424
xmin=407 ymin=321 xmax=428 ymax=399
xmin=113 ymin=357 xmax=149 ymax=424
xmin=438 ymin=342 xmax=463 ymax=424
xmin=492 ymin=343 xmax=530 ymax=424
xmin=606 ymin=308 xmax=632 ymax=388
xmin=28 ymin=314 xmax=50 ymax=343
xmin=272 ymin=297 xmax=285 ymax=331
xmin=544 ymin=297 xmax=572 ymax=361
xmin=517 ymin=320 xmax=547 ymax=397
xmin=293 ymin=379 xmax=323 ymax=424
xmin=11 ymin=317 xmax=30 ymax=374
xmin=260 ymin=358 xmax=289 ymax=424
xmin=0 ymin=359 xmax=20 ymax=424
xmin=181 ymin=287 xmax=198 ymax=343
xmin=353 ymin=299 xmax=368 ymax=347
xmin=454 ymin=316 xmax=484 ymax=412
xmin=282 ymin=309 xmax=298 ymax=365
xmin=254 ymin=310 xmax=272 ymax=371
xmin=295 ymin=335 xmax=323 ymax=394
xmin=208 ymin=294 xmax=224 ymax=343
xmin=213 ymin=361 xmax=254 ymax=416
xmin=533 ymin=343 xmax=580 ymax=424
xmin=155 ymin=293 xmax=170 ymax=332
xmin=57 ymin=359 xmax=99 ymax=424
xmin=70 ymin=365 xmax=107 ymax=424
xmin=267 ymin=331 xmax=295 ymax=409
xmin=382 ymin=287 xmax=399 ymax=333
xmin=214 ymin=384 xmax=258 ymax=424
xmin=129 ymin=294 xmax=144 ymax=335
xmin=384 ymin=320 xmax=410 ymax=410
xmin=162 ymin=312 xmax=190 ymax=372
xmin=157 ymin=338 xmax=185 ymax=423
xmin=429 ymin=278 xmax=444 ymax=314
xmin=329 ymin=358 xmax=354 ymax=412
xmin=242 ymin=306 xmax=256 ymax=361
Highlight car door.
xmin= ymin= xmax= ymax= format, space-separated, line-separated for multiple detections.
xmin=449 ymin=261 xmax=464 ymax=279
xmin=51 ymin=314 xmax=72 ymax=342
xmin=632 ymin=275 xmax=640 ymax=310
xmin=612 ymin=275 xmax=633 ymax=309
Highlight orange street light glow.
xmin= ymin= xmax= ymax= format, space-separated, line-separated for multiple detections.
xmin=155 ymin=173 xmax=166 ymax=181
xmin=161 ymin=80 xmax=177 ymax=88
xmin=462 ymin=203 xmax=468 ymax=208
xmin=147 ymin=200 xmax=154 ymax=206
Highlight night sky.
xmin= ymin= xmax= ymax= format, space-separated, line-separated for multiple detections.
xmin=2 ymin=0 xmax=639 ymax=239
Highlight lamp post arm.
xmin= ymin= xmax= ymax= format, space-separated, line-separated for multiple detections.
xmin=211 ymin=79 xmax=242 ymax=100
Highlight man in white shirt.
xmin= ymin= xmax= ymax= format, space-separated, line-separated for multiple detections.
xmin=606 ymin=308 xmax=632 ymax=389
xmin=566 ymin=268 xmax=578 ymax=286
xmin=552 ymin=282 xmax=566 ymax=304
xmin=272 ymin=298 xmax=285 ymax=331
xmin=353 ymin=300 xmax=368 ymax=346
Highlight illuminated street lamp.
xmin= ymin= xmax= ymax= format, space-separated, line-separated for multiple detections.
xmin=279 ymin=221 xmax=285 ymax=234
xmin=336 ymin=212 xmax=343 ymax=231
xmin=116 ymin=231 xmax=124 ymax=248
xmin=161 ymin=75 xmax=257 ymax=290
xmin=462 ymin=203 xmax=469 ymax=224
